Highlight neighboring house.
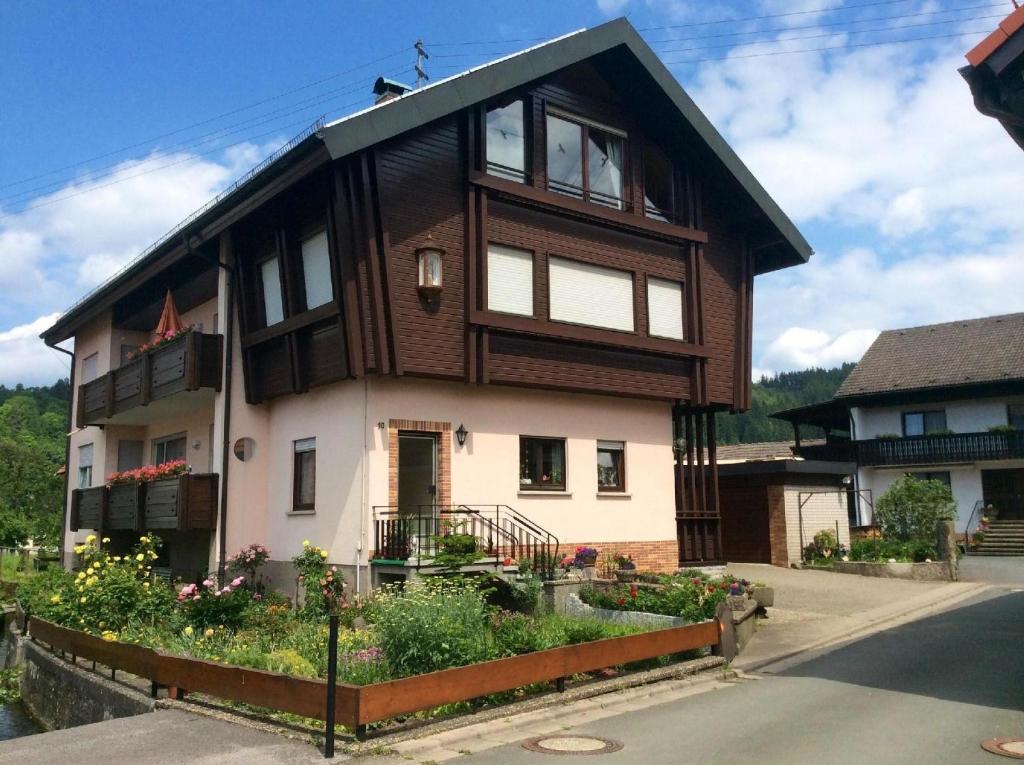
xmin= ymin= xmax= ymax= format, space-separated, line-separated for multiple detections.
xmin=961 ymin=4 xmax=1024 ymax=149
xmin=42 ymin=19 xmax=811 ymax=587
xmin=715 ymin=440 xmax=854 ymax=567
xmin=775 ymin=314 xmax=1024 ymax=541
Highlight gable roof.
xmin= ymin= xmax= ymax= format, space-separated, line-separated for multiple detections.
xmin=961 ymin=6 xmax=1024 ymax=150
xmin=42 ymin=17 xmax=811 ymax=346
xmin=835 ymin=313 xmax=1024 ymax=399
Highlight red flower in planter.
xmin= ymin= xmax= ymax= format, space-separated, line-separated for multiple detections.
xmin=691 ymin=578 xmax=701 ymax=586
xmin=720 ymin=583 xmax=729 ymax=591
xmin=616 ymin=597 xmax=626 ymax=606
xmin=629 ymin=584 xmax=638 ymax=599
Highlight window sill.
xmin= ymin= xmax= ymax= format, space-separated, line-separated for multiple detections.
xmin=518 ymin=490 xmax=573 ymax=498
xmin=596 ymin=492 xmax=631 ymax=499
xmin=287 ymin=509 xmax=316 ymax=516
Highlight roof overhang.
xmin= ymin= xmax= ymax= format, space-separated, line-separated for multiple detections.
xmin=962 ymin=6 xmax=1024 ymax=150
xmin=772 ymin=399 xmax=851 ymax=431
xmin=717 ymin=459 xmax=856 ymax=478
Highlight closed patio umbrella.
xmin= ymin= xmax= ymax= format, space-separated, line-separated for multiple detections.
xmin=152 ymin=289 xmax=186 ymax=342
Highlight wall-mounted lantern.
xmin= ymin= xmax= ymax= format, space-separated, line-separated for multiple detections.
xmin=455 ymin=423 xmax=469 ymax=447
xmin=416 ymin=236 xmax=445 ymax=302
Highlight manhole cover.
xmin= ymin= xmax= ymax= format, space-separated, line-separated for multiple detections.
xmin=522 ymin=735 xmax=623 ymax=755
xmin=982 ymin=739 xmax=1024 ymax=759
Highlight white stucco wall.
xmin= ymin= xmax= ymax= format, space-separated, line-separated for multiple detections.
xmin=784 ymin=485 xmax=850 ymax=565
xmin=851 ymin=396 xmax=1024 ymax=440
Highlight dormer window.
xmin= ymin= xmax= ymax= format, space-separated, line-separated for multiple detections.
xmin=486 ymin=99 xmax=527 ymax=183
xmin=546 ymin=111 xmax=625 ymax=210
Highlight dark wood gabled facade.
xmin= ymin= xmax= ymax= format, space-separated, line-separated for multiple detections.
xmin=45 ymin=19 xmax=811 ymax=567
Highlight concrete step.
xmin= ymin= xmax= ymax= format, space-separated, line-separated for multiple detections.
xmin=970 ymin=551 xmax=1024 ymax=556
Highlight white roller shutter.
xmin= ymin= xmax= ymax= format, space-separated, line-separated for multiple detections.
xmin=548 ymin=256 xmax=634 ymax=331
xmin=487 ymin=244 xmax=534 ymax=316
xmin=647 ymin=277 xmax=685 ymax=340
xmin=301 ymin=231 xmax=333 ymax=309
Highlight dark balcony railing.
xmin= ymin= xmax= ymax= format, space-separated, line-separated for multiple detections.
xmin=70 ymin=474 xmax=219 ymax=533
xmin=372 ymin=505 xmax=558 ymax=568
xmin=793 ymin=441 xmax=857 ymax=463
xmin=76 ymin=331 xmax=223 ymax=428
xmin=857 ymin=430 xmax=1024 ymax=467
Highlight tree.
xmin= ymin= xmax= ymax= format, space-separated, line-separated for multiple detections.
xmin=874 ymin=476 xmax=957 ymax=542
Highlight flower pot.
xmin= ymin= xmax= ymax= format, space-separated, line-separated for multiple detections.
xmin=615 ymin=570 xmax=639 ymax=582
xmin=752 ymin=586 xmax=774 ymax=607
xmin=579 ymin=554 xmax=598 ymax=567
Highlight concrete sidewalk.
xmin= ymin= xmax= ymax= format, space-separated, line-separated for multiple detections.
xmin=725 ymin=563 xmax=988 ymax=671
xmin=0 ymin=709 xmax=333 ymax=764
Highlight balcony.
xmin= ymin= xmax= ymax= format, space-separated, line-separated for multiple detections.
xmin=76 ymin=331 xmax=223 ymax=428
xmin=69 ymin=473 xmax=219 ymax=533
xmin=857 ymin=430 xmax=1024 ymax=467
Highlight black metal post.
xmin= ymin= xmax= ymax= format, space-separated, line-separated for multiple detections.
xmin=324 ymin=613 xmax=339 ymax=759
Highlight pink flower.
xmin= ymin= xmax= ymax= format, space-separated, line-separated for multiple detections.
xmin=202 ymin=579 xmax=213 ymax=588
xmin=231 ymin=576 xmax=245 ymax=587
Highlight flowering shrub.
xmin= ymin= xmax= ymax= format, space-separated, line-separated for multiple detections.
xmin=107 ymin=459 xmax=189 ymax=485
xmin=227 ymin=543 xmax=271 ymax=591
xmin=17 ymin=534 xmax=173 ymax=636
xmin=126 ymin=326 xmax=194 ymax=360
xmin=176 ymin=575 xmax=252 ymax=630
xmin=613 ymin=553 xmax=636 ymax=570
xmin=292 ymin=540 xmax=346 ymax=619
xmin=579 ymin=572 xmax=745 ymax=623
xmin=367 ymin=578 xmax=491 ymax=678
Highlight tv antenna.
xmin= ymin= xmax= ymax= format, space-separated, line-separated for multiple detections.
xmin=415 ymin=39 xmax=430 ymax=88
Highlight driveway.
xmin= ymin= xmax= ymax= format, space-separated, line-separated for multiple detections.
xmin=960 ymin=555 xmax=1024 ymax=587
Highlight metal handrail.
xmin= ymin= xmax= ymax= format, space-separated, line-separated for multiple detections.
xmin=962 ymin=500 xmax=986 ymax=554
xmin=371 ymin=504 xmax=558 ymax=568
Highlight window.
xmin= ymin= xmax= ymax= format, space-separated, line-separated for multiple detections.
xmin=1009 ymin=404 xmax=1024 ymax=430
xmin=647 ymin=277 xmax=685 ymax=340
xmin=152 ymin=433 xmax=186 ymax=464
xmin=301 ymin=230 xmax=333 ymax=310
xmin=909 ymin=471 xmax=951 ymax=487
xmin=119 ymin=344 xmax=138 ymax=366
xmin=597 ymin=441 xmax=625 ymax=492
xmin=520 ymin=437 xmax=566 ymax=491
xmin=293 ymin=437 xmax=316 ymax=511
xmin=81 ymin=353 xmax=98 ymax=383
xmin=486 ymin=100 xmax=526 ymax=182
xmin=117 ymin=440 xmax=143 ymax=471
xmin=259 ymin=257 xmax=285 ymax=326
xmin=643 ymin=145 xmax=675 ymax=222
xmin=902 ymin=410 xmax=947 ymax=437
xmin=548 ymin=256 xmax=634 ymax=332
xmin=546 ymin=112 xmax=626 ymax=209
xmin=487 ymin=244 xmax=534 ymax=316
xmin=78 ymin=443 xmax=94 ymax=489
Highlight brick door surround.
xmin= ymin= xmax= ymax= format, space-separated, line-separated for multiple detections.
xmin=388 ymin=419 xmax=452 ymax=509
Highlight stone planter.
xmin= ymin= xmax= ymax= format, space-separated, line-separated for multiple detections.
xmin=752 ymin=586 xmax=774 ymax=608
xmin=828 ymin=559 xmax=955 ymax=582
xmin=614 ymin=569 xmax=639 ymax=582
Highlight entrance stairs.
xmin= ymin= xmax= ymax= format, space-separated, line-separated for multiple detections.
xmin=973 ymin=520 xmax=1024 ymax=556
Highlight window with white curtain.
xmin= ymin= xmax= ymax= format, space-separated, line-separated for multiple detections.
xmin=487 ymin=244 xmax=534 ymax=316
xmin=78 ymin=443 xmax=94 ymax=489
xmin=260 ymin=257 xmax=285 ymax=326
xmin=548 ymin=257 xmax=634 ymax=332
xmin=647 ymin=277 xmax=685 ymax=340
xmin=545 ymin=110 xmax=626 ymax=210
xmin=486 ymin=100 xmax=526 ymax=182
xmin=301 ymin=230 xmax=333 ymax=310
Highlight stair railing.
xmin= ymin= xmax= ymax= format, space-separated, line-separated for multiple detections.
xmin=962 ymin=500 xmax=986 ymax=555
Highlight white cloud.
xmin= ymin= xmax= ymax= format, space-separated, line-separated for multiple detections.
xmin=754 ymin=244 xmax=1024 ymax=372
xmin=0 ymin=142 xmax=278 ymax=385
xmin=0 ymin=313 xmax=71 ymax=386
xmin=596 ymin=0 xmax=631 ymax=15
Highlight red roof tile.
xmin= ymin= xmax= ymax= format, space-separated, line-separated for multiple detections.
xmin=966 ymin=5 xmax=1024 ymax=67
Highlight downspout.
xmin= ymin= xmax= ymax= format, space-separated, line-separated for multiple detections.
xmin=358 ymin=377 xmax=369 ymax=594
xmin=46 ymin=341 xmax=75 ymax=569
xmin=215 ymin=257 xmax=236 ymax=580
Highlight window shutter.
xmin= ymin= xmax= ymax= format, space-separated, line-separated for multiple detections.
xmin=301 ymin=231 xmax=333 ymax=310
xmin=548 ymin=257 xmax=634 ymax=332
xmin=79 ymin=443 xmax=94 ymax=468
xmin=260 ymin=258 xmax=285 ymax=325
xmin=487 ymin=244 xmax=534 ymax=316
xmin=295 ymin=437 xmax=316 ymax=453
xmin=647 ymin=277 xmax=685 ymax=340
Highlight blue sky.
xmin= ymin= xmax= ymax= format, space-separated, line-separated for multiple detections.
xmin=2 ymin=0 xmax=1021 ymax=385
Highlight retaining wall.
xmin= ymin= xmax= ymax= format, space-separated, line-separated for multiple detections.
xmin=828 ymin=559 xmax=955 ymax=582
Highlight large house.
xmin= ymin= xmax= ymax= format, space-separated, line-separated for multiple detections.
xmin=42 ymin=19 xmax=811 ymax=587
xmin=776 ymin=314 xmax=1024 ymax=546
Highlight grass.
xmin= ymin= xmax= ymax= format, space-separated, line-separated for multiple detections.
xmin=0 ymin=549 xmax=35 ymax=585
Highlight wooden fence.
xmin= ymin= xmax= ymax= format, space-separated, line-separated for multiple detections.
xmin=24 ymin=613 xmax=721 ymax=739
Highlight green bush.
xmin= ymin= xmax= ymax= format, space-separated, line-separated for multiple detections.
xmin=849 ymin=538 xmax=937 ymax=563
xmin=874 ymin=476 xmax=957 ymax=542
xmin=490 ymin=610 xmax=546 ymax=656
xmin=368 ymin=577 xmax=491 ymax=678
xmin=579 ymin=574 xmax=736 ymax=622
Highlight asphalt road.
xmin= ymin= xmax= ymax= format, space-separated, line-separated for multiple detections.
xmin=454 ymin=589 xmax=1024 ymax=765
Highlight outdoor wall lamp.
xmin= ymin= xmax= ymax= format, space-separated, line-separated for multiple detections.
xmin=455 ymin=423 xmax=469 ymax=447
xmin=416 ymin=236 xmax=445 ymax=302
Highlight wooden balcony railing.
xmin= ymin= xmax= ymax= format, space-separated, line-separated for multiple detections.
xmin=76 ymin=331 xmax=222 ymax=428
xmin=857 ymin=430 xmax=1024 ymax=467
xmin=70 ymin=474 xmax=219 ymax=533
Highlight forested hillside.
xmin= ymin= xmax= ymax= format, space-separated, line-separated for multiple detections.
xmin=716 ymin=363 xmax=854 ymax=444
xmin=0 ymin=380 xmax=70 ymax=546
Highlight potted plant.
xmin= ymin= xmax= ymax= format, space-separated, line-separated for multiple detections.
xmin=574 ymin=546 xmax=599 ymax=567
xmin=613 ymin=552 xmax=638 ymax=581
